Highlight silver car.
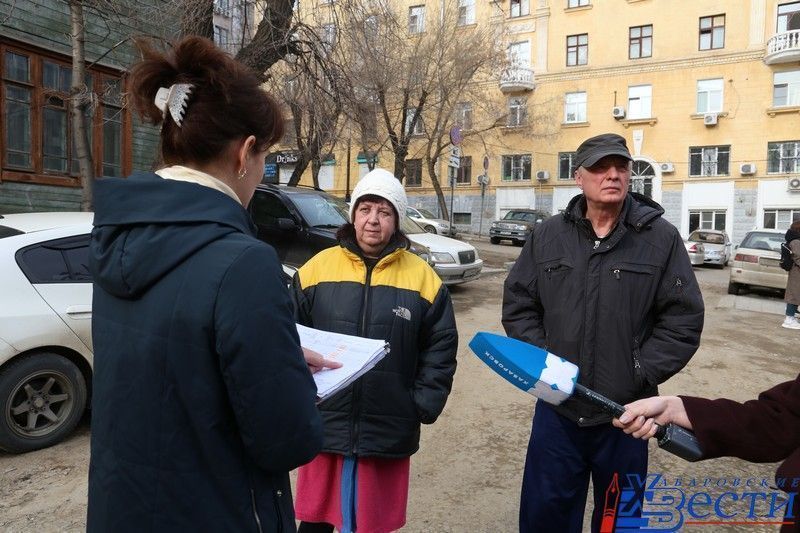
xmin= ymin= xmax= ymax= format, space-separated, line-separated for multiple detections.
xmin=683 ymin=240 xmax=705 ymax=266
xmin=688 ymin=229 xmax=731 ymax=268
xmin=728 ymin=229 xmax=788 ymax=295
xmin=406 ymin=206 xmax=457 ymax=237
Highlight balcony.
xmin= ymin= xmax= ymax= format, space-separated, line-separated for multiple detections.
xmin=499 ymin=67 xmax=535 ymax=93
xmin=764 ymin=30 xmax=800 ymax=65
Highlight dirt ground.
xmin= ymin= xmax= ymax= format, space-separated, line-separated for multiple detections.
xmin=1 ymin=241 xmax=798 ymax=532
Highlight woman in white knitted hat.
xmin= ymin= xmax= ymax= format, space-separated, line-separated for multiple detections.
xmin=292 ymin=168 xmax=459 ymax=533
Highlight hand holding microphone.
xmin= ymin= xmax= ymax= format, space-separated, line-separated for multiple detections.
xmin=613 ymin=396 xmax=693 ymax=439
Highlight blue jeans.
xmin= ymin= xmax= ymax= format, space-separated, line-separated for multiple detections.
xmin=520 ymin=401 xmax=648 ymax=533
xmin=787 ymin=303 xmax=798 ymax=317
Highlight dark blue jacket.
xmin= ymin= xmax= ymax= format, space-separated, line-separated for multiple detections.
xmin=87 ymin=172 xmax=322 ymax=532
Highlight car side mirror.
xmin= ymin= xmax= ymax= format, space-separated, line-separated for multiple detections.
xmin=277 ymin=217 xmax=299 ymax=231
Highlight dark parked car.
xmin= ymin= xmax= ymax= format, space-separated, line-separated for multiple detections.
xmin=489 ymin=209 xmax=549 ymax=246
xmin=249 ymin=184 xmax=482 ymax=285
xmin=249 ymin=184 xmax=348 ymax=268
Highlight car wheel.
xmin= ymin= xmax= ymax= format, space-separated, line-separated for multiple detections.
xmin=727 ymin=282 xmax=742 ymax=295
xmin=424 ymin=225 xmax=437 ymax=234
xmin=0 ymin=353 xmax=87 ymax=453
xmin=490 ymin=237 xmax=500 ymax=245
xmin=514 ymin=240 xmax=525 ymax=247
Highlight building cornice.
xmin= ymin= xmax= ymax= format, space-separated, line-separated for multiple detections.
xmin=536 ymin=50 xmax=765 ymax=83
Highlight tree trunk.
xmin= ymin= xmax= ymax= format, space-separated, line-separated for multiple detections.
xmin=426 ymin=155 xmax=449 ymax=219
xmin=288 ymin=156 xmax=310 ymax=186
xmin=69 ymin=0 xmax=95 ymax=212
xmin=235 ymin=0 xmax=294 ymax=77
xmin=311 ymin=158 xmax=321 ymax=189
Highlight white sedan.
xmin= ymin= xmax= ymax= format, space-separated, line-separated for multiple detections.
xmin=402 ymin=216 xmax=483 ymax=285
xmin=0 ymin=212 xmax=94 ymax=453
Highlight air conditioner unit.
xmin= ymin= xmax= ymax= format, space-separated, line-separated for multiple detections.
xmin=536 ymin=170 xmax=550 ymax=182
xmin=612 ymin=106 xmax=626 ymax=119
xmin=703 ymin=112 xmax=718 ymax=126
xmin=739 ymin=163 xmax=756 ymax=175
xmin=789 ymin=177 xmax=800 ymax=191
xmin=659 ymin=162 xmax=674 ymax=173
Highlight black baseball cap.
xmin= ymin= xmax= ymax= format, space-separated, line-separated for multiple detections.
xmin=574 ymin=133 xmax=633 ymax=169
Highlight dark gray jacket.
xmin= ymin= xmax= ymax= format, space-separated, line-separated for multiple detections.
xmin=502 ymin=193 xmax=704 ymax=426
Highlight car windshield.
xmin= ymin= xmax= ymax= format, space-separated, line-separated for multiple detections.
xmin=401 ymin=216 xmax=427 ymax=235
xmin=740 ymin=232 xmax=784 ymax=252
xmin=689 ymin=231 xmax=725 ymax=244
xmin=0 ymin=225 xmax=24 ymax=239
xmin=292 ymin=193 xmax=349 ymax=228
xmin=417 ymin=208 xmax=438 ymax=219
xmin=503 ymin=211 xmax=536 ymax=222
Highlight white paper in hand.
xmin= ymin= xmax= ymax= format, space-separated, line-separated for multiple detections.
xmin=296 ymin=324 xmax=389 ymax=401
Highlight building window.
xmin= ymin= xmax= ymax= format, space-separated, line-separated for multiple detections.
xmin=627 ymin=84 xmax=652 ymax=119
xmin=458 ymin=0 xmax=475 ymax=25
xmin=689 ymin=210 xmax=726 ymax=232
xmin=508 ymin=41 xmax=531 ymax=69
xmin=510 ymin=0 xmax=530 ymax=18
xmin=101 ymin=78 xmax=123 ymax=178
xmin=567 ymin=0 xmax=589 ymax=7
xmin=777 ymin=2 xmax=800 ymax=33
xmin=213 ymin=25 xmax=231 ymax=47
xmin=689 ymin=145 xmax=730 ymax=176
xmin=564 ymin=91 xmax=586 ymax=123
xmin=453 ymin=212 xmax=472 ymax=225
xmin=406 ymin=159 xmax=422 ymax=187
xmin=697 ymin=78 xmax=724 ymax=113
xmin=321 ymin=23 xmax=337 ymax=51
xmin=566 ymin=34 xmax=588 ymax=66
xmin=629 ymin=25 xmax=652 ymax=59
xmin=214 ymin=0 xmax=231 ymax=16
xmin=455 ymin=102 xmax=473 ymax=130
xmin=699 ymin=14 xmax=725 ymax=50
xmin=501 ymin=154 xmax=532 ymax=181
xmin=559 ymin=152 xmax=577 ymax=180
xmin=409 ymin=5 xmax=425 ymax=34
xmin=456 ymin=156 xmax=472 ymax=184
xmin=768 ymin=140 xmax=800 ymax=174
xmin=773 ymin=70 xmax=800 ymax=107
xmin=405 ymin=108 xmax=424 ymax=135
xmin=2 ymin=45 xmax=127 ymax=185
xmin=763 ymin=208 xmax=800 ymax=229
xmin=507 ymin=97 xmax=527 ymax=127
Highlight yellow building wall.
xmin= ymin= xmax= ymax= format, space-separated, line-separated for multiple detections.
xmin=283 ymin=0 xmax=800 ymax=223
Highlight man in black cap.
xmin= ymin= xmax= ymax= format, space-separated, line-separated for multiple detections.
xmin=502 ymin=133 xmax=704 ymax=533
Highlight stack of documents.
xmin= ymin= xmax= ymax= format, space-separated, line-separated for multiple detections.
xmin=297 ymin=324 xmax=389 ymax=401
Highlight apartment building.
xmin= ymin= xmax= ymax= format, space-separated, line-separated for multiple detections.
xmin=283 ymin=0 xmax=800 ymax=242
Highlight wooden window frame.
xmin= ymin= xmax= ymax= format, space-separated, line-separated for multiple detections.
xmin=1 ymin=40 xmax=131 ymax=187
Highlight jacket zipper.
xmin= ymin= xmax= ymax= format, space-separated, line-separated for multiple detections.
xmin=251 ymin=488 xmax=265 ymax=533
xmin=632 ymin=336 xmax=643 ymax=386
xmin=351 ymin=261 xmax=374 ymax=454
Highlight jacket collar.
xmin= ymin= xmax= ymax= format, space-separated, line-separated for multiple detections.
xmin=563 ymin=192 xmax=664 ymax=234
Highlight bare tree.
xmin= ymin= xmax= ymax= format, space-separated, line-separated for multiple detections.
xmin=330 ymin=0 xmax=508 ymax=217
xmin=69 ymin=0 xmax=96 ymax=211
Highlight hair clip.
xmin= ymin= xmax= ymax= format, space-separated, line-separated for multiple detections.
xmin=154 ymin=83 xmax=194 ymax=127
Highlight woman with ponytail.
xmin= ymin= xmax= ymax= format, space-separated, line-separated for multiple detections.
xmin=87 ymin=36 xmax=333 ymax=532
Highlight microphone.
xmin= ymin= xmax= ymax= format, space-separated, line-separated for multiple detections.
xmin=468 ymin=332 xmax=703 ymax=462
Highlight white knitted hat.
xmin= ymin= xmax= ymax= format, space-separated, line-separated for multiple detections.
xmin=349 ymin=168 xmax=408 ymax=222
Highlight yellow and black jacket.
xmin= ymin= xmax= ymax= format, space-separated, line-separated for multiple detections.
xmin=292 ymin=237 xmax=458 ymax=458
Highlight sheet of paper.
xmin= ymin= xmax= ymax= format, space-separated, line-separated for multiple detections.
xmin=297 ymin=324 xmax=389 ymax=401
